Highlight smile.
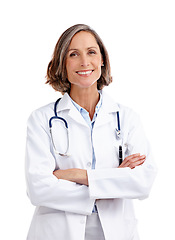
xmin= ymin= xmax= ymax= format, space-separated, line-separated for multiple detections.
xmin=76 ymin=70 xmax=93 ymax=76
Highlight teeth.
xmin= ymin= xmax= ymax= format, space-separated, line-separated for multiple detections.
xmin=77 ymin=71 xmax=92 ymax=75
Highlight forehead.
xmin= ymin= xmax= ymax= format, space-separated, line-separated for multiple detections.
xmin=69 ymin=31 xmax=99 ymax=49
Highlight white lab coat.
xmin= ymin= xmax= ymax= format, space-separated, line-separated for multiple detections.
xmin=25 ymin=91 xmax=157 ymax=240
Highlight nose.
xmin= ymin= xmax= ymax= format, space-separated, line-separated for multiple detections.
xmin=80 ymin=54 xmax=89 ymax=67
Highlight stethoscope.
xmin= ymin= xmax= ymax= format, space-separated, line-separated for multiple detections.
xmin=49 ymin=98 xmax=122 ymax=161
xmin=49 ymin=98 xmax=69 ymax=156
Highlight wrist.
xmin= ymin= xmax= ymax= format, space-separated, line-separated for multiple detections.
xmin=76 ymin=169 xmax=88 ymax=186
xmin=53 ymin=169 xmax=88 ymax=186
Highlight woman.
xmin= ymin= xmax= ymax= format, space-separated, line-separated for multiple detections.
xmin=25 ymin=24 xmax=157 ymax=240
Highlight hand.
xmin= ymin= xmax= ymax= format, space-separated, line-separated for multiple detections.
xmin=53 ymin=168 xmax=88 ymax=186
xmin=118 ymin=153 xmax=146 ymax=169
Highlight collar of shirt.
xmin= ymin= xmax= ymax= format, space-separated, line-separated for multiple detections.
xmin=69 ymin=92 xmax=102 ymax=128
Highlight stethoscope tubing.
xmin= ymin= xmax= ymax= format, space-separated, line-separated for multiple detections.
xmin=49 ymin=98 xmax=69 ymax=156
xmin=49 ymin=116 xmax=68 ymax=128
xmin=49 ymin=98 xmax=122 ymax=160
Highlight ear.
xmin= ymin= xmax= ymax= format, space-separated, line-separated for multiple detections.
xmin=101 ymin=57 xmax=104 ymax=66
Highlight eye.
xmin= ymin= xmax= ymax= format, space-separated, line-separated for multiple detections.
xmin=88 ymin=50 xmax=96 ymax=55
xmin=69 ymin=52 xmax=78 ymax=57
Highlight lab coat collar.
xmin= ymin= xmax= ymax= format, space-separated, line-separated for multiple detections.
xmin=94 ymin=90 xmax=120 ymax=128
xmin=56 ymin=91 xmax=119 ymax=113
xmin=101 ymin=90 xmax=120 ymax=113
xmin=56 ymin=90 xmax=120 ymax=127
xmin=56 ymin=93 xmax=89 ymax=127
xmin=56 ymin=93 xmax=73 ymax=113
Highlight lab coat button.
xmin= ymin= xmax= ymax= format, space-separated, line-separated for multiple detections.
xmin=87 ymin=162 xmax=91 ymax=167
xmin=80 ymin=219 xmax=85 ymax=224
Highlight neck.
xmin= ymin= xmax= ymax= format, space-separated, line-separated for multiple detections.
xmin=69 ymin=85 xmax=100 ymax=120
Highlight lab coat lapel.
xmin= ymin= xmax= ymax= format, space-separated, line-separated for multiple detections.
xmin=68 ymin=107 xmax=89 ymax=127
xmin=95 ymin=91 xmax=120 ymax=128
xmin=56 ymin=93 xmax=89 ymax=127
xmin=94 ymin=110 xmax=112 ymax=127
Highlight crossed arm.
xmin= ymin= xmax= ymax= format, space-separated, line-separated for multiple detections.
xmin=53 ymin=153 xmax=146 ymax=186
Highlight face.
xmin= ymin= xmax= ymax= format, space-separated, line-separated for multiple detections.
xmin=66 ymin=31 xmax=103 ymax=91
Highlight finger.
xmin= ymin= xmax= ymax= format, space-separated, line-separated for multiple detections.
xmin=124 ymin=153 xmax=140 ymax=161
xmin=129 ymin=158 xmax=145 ymax=169
xmin=125 ymin=154 xmax=146 ymax=163
xmin=121 ymin=155 xmax=146 ymax=168
xmin=131 ymin=155 xmax=146 ymax=162
xmin=129 ymin=156 xmax=146 ymax=168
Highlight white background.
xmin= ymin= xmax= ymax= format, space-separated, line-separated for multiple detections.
xmin=0 ymin=0 xmax=174 ymax=239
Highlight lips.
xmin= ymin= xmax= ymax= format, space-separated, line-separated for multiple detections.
xmin=76 ymin=70 xmax=94 ymax=76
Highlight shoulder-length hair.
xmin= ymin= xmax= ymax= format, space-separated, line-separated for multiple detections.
xmin=46 ymin=24 xmax=112 ymax=94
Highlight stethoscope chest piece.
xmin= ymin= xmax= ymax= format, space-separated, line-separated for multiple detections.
xmin=115 ymin=129 xmax=121 ymax=139
xmin=115 ymin=111 xmax=121 ymax=139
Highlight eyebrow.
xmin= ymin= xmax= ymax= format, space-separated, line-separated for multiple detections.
xmin=68 ymin=47 xmax=98 ymax=52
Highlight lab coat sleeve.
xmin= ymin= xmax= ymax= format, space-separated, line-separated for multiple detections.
xmin=87 ymin=111 xmax=157 ymax=200
xmin=25 ymin=109 xmax=94 ymax=215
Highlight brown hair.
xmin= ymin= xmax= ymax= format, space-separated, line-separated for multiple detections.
xmin=46 ymin=24 xmax=112 ymax=94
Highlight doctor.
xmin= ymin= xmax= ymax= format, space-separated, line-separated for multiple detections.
xmin=25 ymin=24 xmax=157 ymax=240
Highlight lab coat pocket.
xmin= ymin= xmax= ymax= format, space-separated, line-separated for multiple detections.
xmin=55 ymin=154 xmax=72 ymax=169
xmin=123 ymin=218 xmax=138 ymax=240
xmin=114 ymin=138 xmax=123 ymax=158
xmin=114 ymin=138 xmax=131 ymax=164
xmin=123 ymin=143 xmax=133 ymax=158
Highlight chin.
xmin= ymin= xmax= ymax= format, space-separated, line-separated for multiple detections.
xmin=71 ymin=79 xmax=98 ymax=89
